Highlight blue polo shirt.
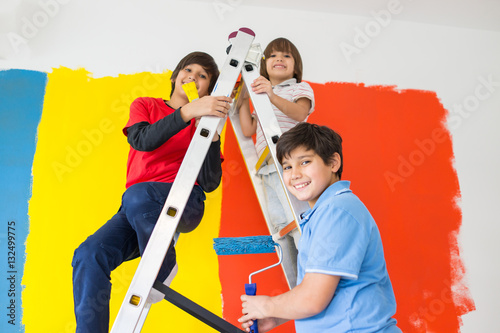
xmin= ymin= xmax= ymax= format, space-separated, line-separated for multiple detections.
xmin=295 ymin=181 xmax=401 ymax=332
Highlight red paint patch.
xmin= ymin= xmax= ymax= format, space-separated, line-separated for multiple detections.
xmin=219 ymin=82 xmax=475 ymax=332
xmin=218 ymin=123 xmax=295 ymax=332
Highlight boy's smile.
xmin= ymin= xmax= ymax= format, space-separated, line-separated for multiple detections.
xmin=281 ymin=145 xmax=341 ymax=208
xmin=173 ymin=64 xmax=211 ymax=99
xmin=266 ymin=50 xmax=295 ymax=85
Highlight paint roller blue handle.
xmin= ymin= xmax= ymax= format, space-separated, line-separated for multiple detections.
xmin=244 ymin=283 xmax=259 ymax=333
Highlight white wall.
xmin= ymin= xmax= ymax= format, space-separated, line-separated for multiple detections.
xmin=1 ymin=0 xmax=499 ymax=331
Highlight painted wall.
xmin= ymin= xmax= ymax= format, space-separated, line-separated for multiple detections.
xmin=0 ymin=0 xmax=499 ymax=332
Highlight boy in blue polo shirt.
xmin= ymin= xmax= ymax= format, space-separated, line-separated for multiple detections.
xmin=239 ymin=122 xmax=401 ymax=332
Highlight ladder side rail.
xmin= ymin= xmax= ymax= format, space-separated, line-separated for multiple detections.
xmin=133 ymin=303 xmax=151 ymax=333
xmin=229 ymin=74 xmax=297 ymax=289
xmin=231 ymin=94 xmax=297 ymax=287
xmin=240 ymin=64 xmax=310 ymax=224
xmin=111 ymin=116 xmax=221 ymax=332
xmin=111 ymin=30 xmax=255 ymax=333
xmin=228 ymin=90 xmax=275 ymax=229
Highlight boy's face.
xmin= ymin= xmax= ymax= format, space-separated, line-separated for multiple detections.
xmin=172 ymin=63 xmax=211 ymax=99
xmin=281 ymin=145 xmax=341 ymax=208
xmin=265 ymin=50 xmax=295 ymax=84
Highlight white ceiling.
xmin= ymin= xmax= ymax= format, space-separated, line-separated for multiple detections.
xmin=207 ymin=0 xmax=500 ymax=32
xmin=1 ymin=0 xmax=499 ymax=32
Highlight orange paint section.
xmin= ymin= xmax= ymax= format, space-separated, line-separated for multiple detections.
xmin=218 ymin=123 xmax=295 ymax=332
xmin=219 ymin=82 xmax=475 ymax=332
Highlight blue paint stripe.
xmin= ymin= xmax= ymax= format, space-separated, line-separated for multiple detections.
xmin=0 ymin=69 xmax=47 ymax=332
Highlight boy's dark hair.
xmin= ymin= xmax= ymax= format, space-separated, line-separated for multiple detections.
xmin=261 ymin=38 xmax=303 ymax=83
xmin=170 ymin=51 xmax=219 ymax=96
xmin=277 ymin=122 xmax=343 ymax=179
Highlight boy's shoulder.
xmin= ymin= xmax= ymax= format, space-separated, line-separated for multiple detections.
xmin=133 ymin=96 xmax=163 ymax=104
xmin=313 ymin=181 xmax=371 ymax=220
xmin=296 ymin=80 xmax=312 ymax=88
xmin=317 ymin=181 xmax=354 ymax=204
xmin=285 ymin=79 xmax=312 ymax=90
xmin=131 ymin=97 xmax=167 ymax=109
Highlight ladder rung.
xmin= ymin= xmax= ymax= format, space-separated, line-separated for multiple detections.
xmin=153 ymin=281 xmax=245 ymax=333
xmin=255 ymin=146 xmax=270 ymax=171
xmin=278 ymin=220 xmax=298 ymax=238
xmin=111 ymin=27 xmax=256 ymax=333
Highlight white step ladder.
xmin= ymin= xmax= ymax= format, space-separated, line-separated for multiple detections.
xmin=110 ymin=27 xmax=308 ymax=332
xmin=111 ymin=27 xmax=254 ymax=333
xmin=228 ymin=50 xmax=310 ymax=289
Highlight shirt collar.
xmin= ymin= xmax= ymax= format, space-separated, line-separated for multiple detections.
xmin=274 ymin=78 xmax=297 ymax=88
xmin=299 ymin=180 xmax=352 ymax=227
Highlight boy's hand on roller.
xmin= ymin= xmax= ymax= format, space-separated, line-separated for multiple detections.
xmin=180 ymin=95 xmax=232 ymax=123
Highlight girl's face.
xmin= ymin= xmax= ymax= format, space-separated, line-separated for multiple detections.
xmin=265 ymin=50 xmax=295 ymax=84
xmin=173 ymin=63 xmax=211 ymax=99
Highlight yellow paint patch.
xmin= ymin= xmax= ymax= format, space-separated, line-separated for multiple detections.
xmin=23 ymin=67 xmax=224 ymax=332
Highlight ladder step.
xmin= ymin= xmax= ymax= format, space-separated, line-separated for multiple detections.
xmin=277 ymin=220 xmax=298 ymax=238
xmin=110 ymin=27 xmax=256 ymax=333
xmin=153 ymin=281 xmax=245 ymax=333
xmin=255 ymin=146 xmax=270 ymax=171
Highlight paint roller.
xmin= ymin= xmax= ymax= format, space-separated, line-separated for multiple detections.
xmin=213 ymin=235 xmax=283 ymax=333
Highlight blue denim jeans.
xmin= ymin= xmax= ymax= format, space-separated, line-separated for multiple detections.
xmin=72 ymin=182 xmax=205 ymax=333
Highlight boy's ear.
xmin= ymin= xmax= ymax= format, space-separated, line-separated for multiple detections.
xmin=331 ymin=152 xmax=341 ymax=174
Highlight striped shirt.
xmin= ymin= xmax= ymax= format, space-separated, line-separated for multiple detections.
xmin=254 ymin=78 xmax=315 ymax=155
